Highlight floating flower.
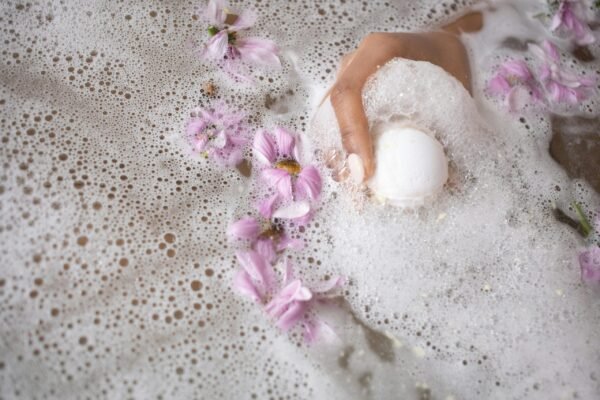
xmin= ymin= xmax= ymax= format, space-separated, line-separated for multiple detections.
xmin=253 ymin=127 xmax=322 ymax=202
xmin=227 ymin=209 xmax=304 ymax=265
xmin=530 ymin=40 xmax=595 ymax=104
xmin=551 ymin=0 xmax=595 ymax=45
xmin=265 ymin=261 xmax=344 ymax=335
xmin=579 ymin=246 xmax=600 ymax=284
xmin=487 ymin=60 xmax=543 ymax=110
xmin=198 ymin=0 xmax=281 ymax=80
xmin=186 ymin=101 xmax=249 ymax=166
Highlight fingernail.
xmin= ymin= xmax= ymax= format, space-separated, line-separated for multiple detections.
xmin=347 ymin=153 xmax=365 ymax=184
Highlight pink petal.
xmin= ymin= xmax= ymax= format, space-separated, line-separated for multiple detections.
xmin=203 ymin=0 xmax=226 ymax=26
xmin=227 ymin=217 xmax=260 ymax=241
xmin=312 ymin=276 xmax=345 ymax=294
xmin=212 ymin=130 xmax=228 ymax=149
xmin=488 ymin=75 xmax=511 ymax=95
xmin=272 ymin=201 xmax=311 ymax=220
xmin=253 ymin=129 xmax=277 ymax=165
xmin=261 ymin=168 xmax=293 ymax=200
xmin=295 ymin=166 xmax=322 ymax=200
xmin=254 ymin=238 xmax=277 ymax=264
xmin=235 ymin=249 xmax=272 ymax=286
xmin=230 ymin=8 xmax=256 ymax=31
xmin=276 ymin=301 xmax=308 ymax=331
xmin=502 ymin=60 xmax=532 ymax=80
xmin=276 ymin=235 xmax=304 ymax=252
xmin=236 ymin=37 xmax=281 ymax=68
xmin=257 ymin=194 xmax=280 ymax=219
xmin=274 ymin=127 xmax=296 ymax=158
xmin=186 ymin=118 xmax=206 ymax=137
xmin=233 ymin=270 xmax=262 ymax=302
xmin=542 ymin=40 xmax=560 ymax=63
xmin=579 ymin=246 xmax=600 ymax=284
xmin=200 ymin=30 xmax=229 ymax=61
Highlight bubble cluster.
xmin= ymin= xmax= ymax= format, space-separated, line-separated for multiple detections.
xmin=0 ymin=0 xmax=599 ymax=399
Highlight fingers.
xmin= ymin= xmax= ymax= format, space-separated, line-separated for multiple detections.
xmin=330 ymin=81 xmax=374 ymax=179
xmin=330 ymin=34 xmax=402 ymax=180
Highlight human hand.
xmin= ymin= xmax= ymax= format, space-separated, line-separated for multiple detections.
xmin=329 ymin=12 xmax=482 ymax=182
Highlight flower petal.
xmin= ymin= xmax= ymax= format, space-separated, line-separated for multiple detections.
xmin=579 ymin=246 xmax=600 ymax=284
xmin=257 ymin=194 xmax=280 ymax=219
xmin=272 ymin=200 xmax=311 ymax=220
xmin=295 ymin=166 xmax=322 ymax=200
xmin=253 ymin=129 xmax=277 ymax=165
xmin=227 ymin=217 xmax=260 ymax=241
xmin=203 ymin=0 xmax=227 ymax=26
xmin=236 ymin=37 xmax=281 ymax=68
xmin=276 ymin=301 xmax=308 ymax=331
xmin=235 ymin=249 xmax=272 ymax=286
xmin=274 ymin=127 xmax=296 ymax=159
xmin=261 ymin=168 xmax=293 ymax=200
xmin=200 ymin=30 xmax=229 ymax=61
xmin=254 ymin=238 xmax=277 ymax=264
xmin=312 ymin=276 xmax=345 ymax=294
xmin=233 ymin=270 xmax=262 ymax=302
xmin=276 ymin=235 xmax=304 ymax=252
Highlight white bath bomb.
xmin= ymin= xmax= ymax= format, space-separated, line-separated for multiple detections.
xmin=368 ymin=123 xmax=448 ymax=207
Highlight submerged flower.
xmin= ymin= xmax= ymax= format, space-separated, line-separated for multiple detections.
xmin=551 ymin=0 xmax=595 ymax=45
xmin=186 ymin=101 xmax=249 ymax=166
xmin=530 ymin=40 xmax=595 ymax=104
xmin=253 ymin=127 xmax=322 ymax=202
xmin=487 ymin=60 xmax=543 ymax=110
xmin=579 ymin=246 xmax=600 ymax=284
xmin=198 ymin=0 xmax=281 ymax=79
xmin=265 ymin=261 xmax=344 ymax=335
xmin=227 ymin=211 xmax=304 ymax=265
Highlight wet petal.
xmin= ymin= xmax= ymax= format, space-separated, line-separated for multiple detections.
xmin=253 ymin=129 xmax=277 ymax=165
xmin=227 ymin=217 xmax=260 ymax=241
xmin=200 ymin=30 xmax=229 ymax=61
xmin=272 ymin=201 xmax=311 ymax=220
xmin=212 ymin=130 xmax=228 ymax=149
xmin=579 ymin=246 xmax=600 ymax=284
xmin=261 ymin=168 xmax=293 ymax=200
xmin=254 ymin=238 xmax=277 ymax=264
xmin=274 ymin=127 xmax=296 ymax=158
xmin=203 ymin=0 xmax=227 ymax=26
xmin=235 ymin=249 xmax=272 ymax=286
xmin=233 ymin=270 xmax=262 ymax=302
xmin=257 ymin=194 xmax=280 ymax=219
xmin=295 ymin=166 xmax=322 ymax=200
xmin=276 ymin=235 xmax=304 ymax=252
xmin=276 ymin=301 xmax=308 ymax=331
xmin=236 ymin=37 xmax=281 ymax=68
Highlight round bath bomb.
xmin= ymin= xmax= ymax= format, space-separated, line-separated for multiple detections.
xmin=368 ymin=123 xmax=448 ymax=207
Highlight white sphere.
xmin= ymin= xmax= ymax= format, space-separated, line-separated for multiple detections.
xmin=368 ymin=123 xmax=448 ymax=207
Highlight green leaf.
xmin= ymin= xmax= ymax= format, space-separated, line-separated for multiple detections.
xmin=207 ymin=26 xmax=219 ymax=37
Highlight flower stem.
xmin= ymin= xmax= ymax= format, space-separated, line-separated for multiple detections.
xmin=207 ymin=26 xmax=219 ymax=37
xmin=572 ymin=202 xmax=593 ymax=238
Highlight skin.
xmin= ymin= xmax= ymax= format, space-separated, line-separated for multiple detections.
xmin=330 ymin=12 xmax=484 ymax=180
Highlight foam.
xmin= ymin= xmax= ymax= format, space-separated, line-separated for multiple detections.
xmin=0 ymin=0 xmax=599 ymax=399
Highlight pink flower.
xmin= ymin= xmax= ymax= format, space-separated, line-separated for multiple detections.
xmin=198 ymin=0 xmax=281 ymax=80
xmin=186 ymin=101 xmax=249 ymax=166
xmin=487 ymin=60 xmax=543 ymax=111
xmin=530 ymin=40 xmax=596 ymax=104
xmin=265 ymin=261 xmax=344 ymax=334
xmin=579 ymin=246 xmax=600 ymax=284
xmin=551 ymin=0 xmax=595 ymax=46
xmin=227 ymin=211 xmax=304 ymax=265
xmin=253 ymin=127 xmax=322 ymax=202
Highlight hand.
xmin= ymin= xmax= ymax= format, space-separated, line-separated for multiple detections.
xmin=329 ymin=12 xmax=482 ymax=181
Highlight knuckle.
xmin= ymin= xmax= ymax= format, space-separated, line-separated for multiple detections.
xmin=330 ymin=82 xmax=355 ymax=105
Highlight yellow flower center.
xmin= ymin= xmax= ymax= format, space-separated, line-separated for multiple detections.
xmin=275 ymin=159 xmax=302 ymax=176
